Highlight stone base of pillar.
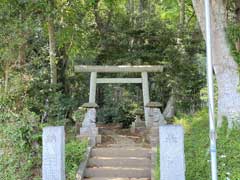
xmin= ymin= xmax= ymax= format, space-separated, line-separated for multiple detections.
xmin=130 ymin=118 xmax=146 ymax=134
xmin=79 ymin=126 xmax=101 ymax=146
xmin=79 ymin=104 xmax=99 ymax=147
xmin=77 ymin=134 xmax=101 ymax=147
xmin=131 ymin=111 xmax=146 ymax=134
xmin=130 ymin=122 xmax=136 ymax=134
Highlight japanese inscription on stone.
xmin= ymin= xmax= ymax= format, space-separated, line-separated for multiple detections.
xmin=159 ymin=125 xmax=185 ymax=180
xmin=42 ymin=126 xmax=65 ymax=180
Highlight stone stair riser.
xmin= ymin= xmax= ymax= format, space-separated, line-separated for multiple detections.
xmin=85 ymin=168 xmax=151 ymax=178
xmin=88 ymin=157 xmax=151 ymax=167
xmin=83 ymin=178 xmax=150 ymax=180
xmin=91 ymin=148 xmax=151 ymax=158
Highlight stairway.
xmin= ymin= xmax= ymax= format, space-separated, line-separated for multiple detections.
xmin=84 ymin=146 xmax=151 ymax=180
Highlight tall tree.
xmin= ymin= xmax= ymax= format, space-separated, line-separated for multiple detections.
xmin=179 ymin=0 xmax=185 ymax=30
xmin=48 ymin=0 xmax=57 ymax=84
xmin=235 ymin=0 xmax=240 ymax=23
xmin=93 ymin=0 xmax=113 ymax=63
xmin=192 ymin=0 xmax=240 ymax=128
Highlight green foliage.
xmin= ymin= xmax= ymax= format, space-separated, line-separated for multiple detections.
xmin=0 ymin=92 xmax=88 ymax=180
xmin=0 ymin=108 xmax=41 ymax=179
xmin=97 ymin=85 xmax=140 ymax=127
xmin=155 ymin=109 xmax=240 ymax=180
xmin=154 ymin=146 xmax=160 ymax=180
xmin=0 ymin=67 xmax=83 ymax=179
xmin=72 ymin=107 xmax=86 ymax=123
xmin=227 ymin=23 xmax=240 ymax=65
xmin=93 ymin=3 xmax=204 ymax=114
xmin=0 ymin=0 xmax=217 ymax=179
xmin=217 ymin=123 xmax=240 ymax=179
xmin=66 ymin=139 xmax=88 ymax=180
xmin=179 ymin=109 xmax=211 ymax=179
xmin=0 ymin=75 xmax=42 ymax=179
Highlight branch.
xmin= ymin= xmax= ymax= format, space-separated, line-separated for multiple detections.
xmin=186 ymin=11 xmax=195 ymax=27
xmin=93 ymin=0 xmax=113 ymax=34
xmin=192 ymin=0 xmax=205 ymax=37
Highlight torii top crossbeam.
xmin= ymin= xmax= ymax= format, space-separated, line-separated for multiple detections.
xmin=74 ymin=65 xmax=164 ymax=73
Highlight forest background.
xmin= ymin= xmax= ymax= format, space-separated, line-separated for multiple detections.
xmin=0 ymin=0 xmax=240 ymax=179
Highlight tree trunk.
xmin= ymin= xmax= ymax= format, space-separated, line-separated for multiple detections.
xmin=58 ymin=46 xmax=69 ymax=94
xmin=93 ymin=0 xmax=112 ymax=63
xmin=235 ymin=1 xmax=240 ymax=23
xmin=93 ymin=0 xmax=113 ymax=104
xmin=48 ymin=0 xmax=57 ymax=84
xmin=139 ymin=0 xmax=144 ymax=15
xmin=127 ymin=0 xmax=135 ymax=25
xmin=179 ymin=0 xmax=185 ymax=30
xmin=192 ymin=0 xmax=240 ymax=128
xmin=17 ymin=42 xmax=27 ymax=66
xmin=138 ymin=0 xmax=147 ymax=27
xmin=4 ymin=63 xmax=9 ymax=94
xmin=235 ymin=1 xmax=240 ymax=52
xmin=127 ymin=0 xmax=135 ymax=49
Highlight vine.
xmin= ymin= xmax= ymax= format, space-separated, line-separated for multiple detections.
xmin=226 ymin=23 xmax=240 ymax=66
xmin=226 ymin=23 xmax=240 ymax=92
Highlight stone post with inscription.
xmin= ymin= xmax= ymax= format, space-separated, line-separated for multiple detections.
xmin=42 ymin=126 xmax=65 ymax=180
xmin=78 ymin=102 xmax=101 ymax=147
xmin=159 ymin=125 xmax=185 ymax=180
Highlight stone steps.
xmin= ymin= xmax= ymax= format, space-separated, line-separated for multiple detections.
xmin=100 ymin=144 xmax=147 ymax=148
xmin=88 ymin=157 xmax=151 ymax=167
xmin=84 ymin=147 xmax=151 ymax=180
xmin=85 ymin=167 xmax=151 ymax=178
xmin=84 ymin=178 xmax=150 ymax=180
xmin=91 ymin=148 xmax=151 ymax=158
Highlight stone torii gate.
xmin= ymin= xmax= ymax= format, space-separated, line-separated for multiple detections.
xmin=74 ymin=65 xmax=163 ymax=128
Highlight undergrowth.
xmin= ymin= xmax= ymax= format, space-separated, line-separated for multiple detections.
xmin=155 ymin=109 xmax=240 ymax=180
xmin=66 ymin=138 xmax=88 ymax=180
xmin=0 ymin=108 xmax=88 ymax=180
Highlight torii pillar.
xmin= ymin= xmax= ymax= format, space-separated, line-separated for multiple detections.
xmin=89 ymin=72 xmax=97 ymax=103
xmin=75 ymin=65 xmax=164 ymax=128
xmin=141 ymin=72 xmax=150 ymax=128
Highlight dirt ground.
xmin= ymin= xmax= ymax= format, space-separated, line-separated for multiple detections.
xmin=97 ymin=123 xmax=150 ymax=148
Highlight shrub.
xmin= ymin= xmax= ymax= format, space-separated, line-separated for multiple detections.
xmin=66 ymin=139 xmax=88 ymax=180
xmin=154 ymin=109 xmax=240 ymax=180
xmin=0 ymin=109 xmax=42 ymax=180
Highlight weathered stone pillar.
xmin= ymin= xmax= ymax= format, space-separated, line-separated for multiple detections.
xmin=141 ymin=72 xmax=150 ymax=127
xmin=146 ymin=101 xmax=165 ymax=146
xmin=146 ymin=102 xmax=165 ymax=129
xmin=78 ymin=103 xmax=101 ymax=146
xmin=89 ymin=72 xmax=97 ymax=103
xmin=130 ymin=109 xmax=145 ymax=134
xmin=145 ymin=102 xmax=165 ymax=180
xmin=160 ymin=125 xmax=185 ymax=180
xmin=42 ymin=126 xmax=65 ymax=180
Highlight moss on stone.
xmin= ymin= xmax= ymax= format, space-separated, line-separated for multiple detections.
xmin=82 ymin=102 xmax=99 ymax=108
xmin=135 ymin=109 xmax=144 ymax=115
xmin=145 ymin=102 xmax=162 ymax=108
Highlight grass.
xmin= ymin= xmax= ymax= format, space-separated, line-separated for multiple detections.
xmin=0 ymin=120 xmax=88 ymax=180
xmin=66 ymin=138 xmax=88 ymax=180
xmin=155 ymin=109 xmax=240 ymax=180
